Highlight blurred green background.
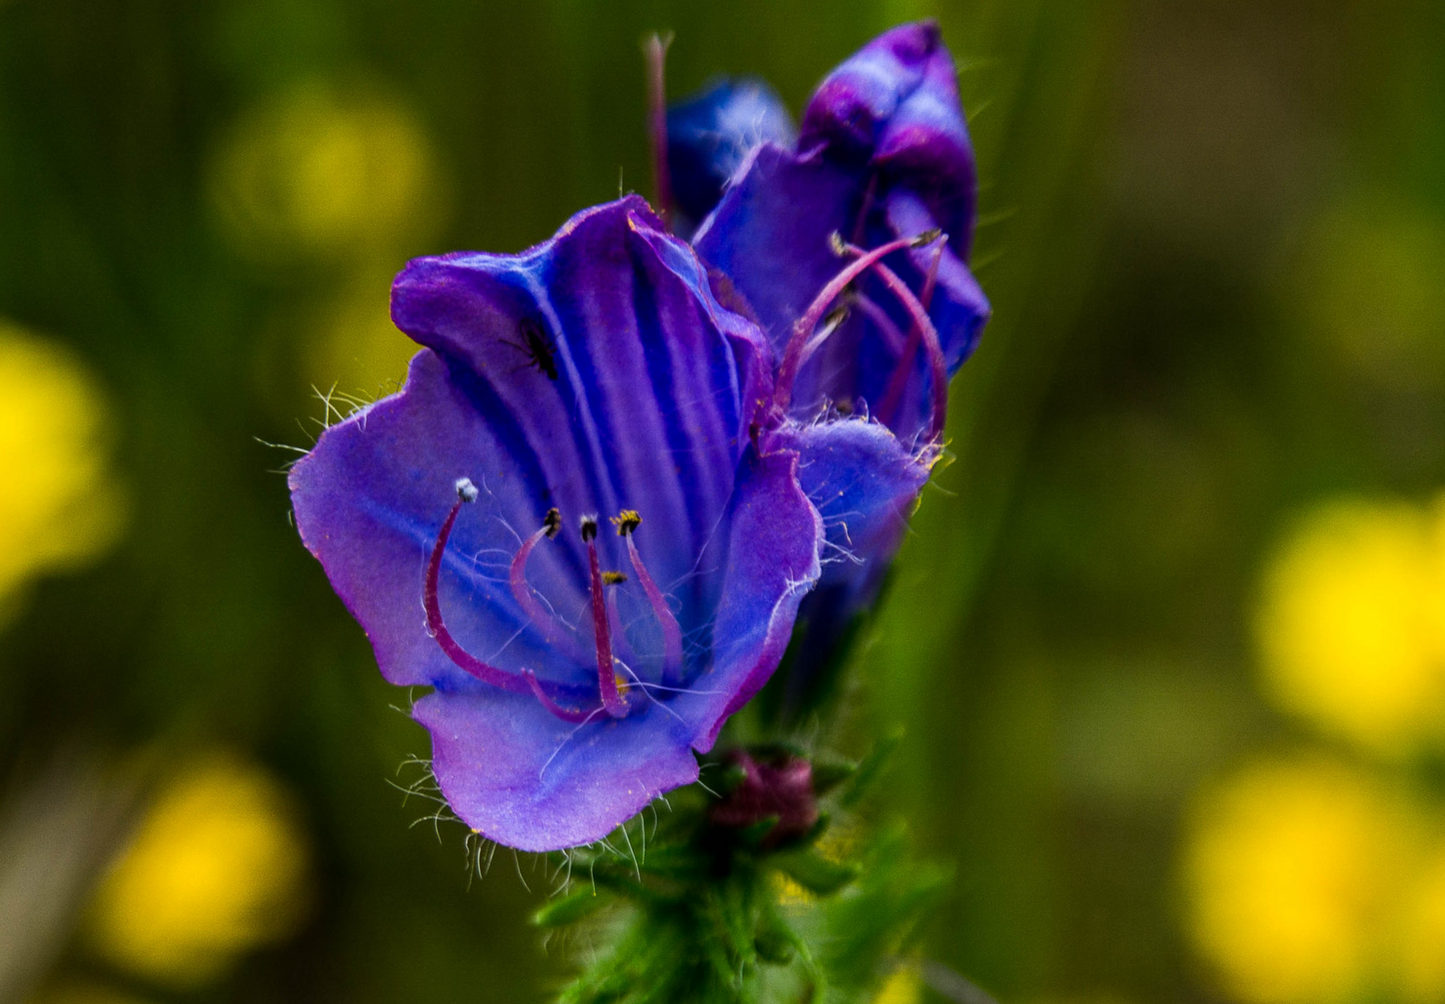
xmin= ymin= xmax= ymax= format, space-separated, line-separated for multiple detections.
xmin=2 ymin=0 xmax=1444 ymax=1002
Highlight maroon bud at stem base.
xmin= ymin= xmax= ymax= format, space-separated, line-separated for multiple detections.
xmin=710 ymin=751 xmax=818 ymax=844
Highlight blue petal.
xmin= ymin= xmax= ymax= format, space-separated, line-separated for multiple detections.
xmin=290 ymin=349 xmax=590 ymax=694
xmin=693 ymin=143 xmax=860 ymax=352
xmin=762 ymin=418 xmax=931 ymax=703
xmin=799 ymin=20 xmax=976 ymax=252
xmin=415 ymin=688 xmax=699 ymax=853
xmin=670 ymin=445 xmax=824 ymax=749
xmin=769 ymin=418 xmax=929 ymax=615
xmin=667 ymin=78 xmax=796 ymax=235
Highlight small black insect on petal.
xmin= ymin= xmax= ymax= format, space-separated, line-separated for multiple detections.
xmin=510 ymin=318 xmax=559 ymax=381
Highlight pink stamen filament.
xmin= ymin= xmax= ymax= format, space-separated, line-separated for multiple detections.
xmin=644 ymin=33 xmax=674 ymax=228
xmin=773 ymin=233 xmax=932 ymax=415
xmin=849 ymin=172 xmax=878 ymax=248
xmin=426 ymin=500 xmax=529 ymax=694
xmin=426 ymin=494 xmax=596 ymax=723
xmin=523 ymin=670 xmax=595 ymax=723
xmin=797 ymin=306 xmax=851 ymax=371
xmin=842 ymin=243 xmax=949 ymax=442
xmin=877 ymin=237 xmax=947 ymax=429
xmin=583 ymin=522 xmax=629 ymax=718
xmin=606 ymin=588 xmax=642 ymax=670
xmin=509 ymin=516 xmax=576 ymax=654
xmin=624 ymin=533 xmax=684 ymax=687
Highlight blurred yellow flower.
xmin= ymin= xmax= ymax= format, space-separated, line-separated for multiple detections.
xmin=0 ymin=322 xmax=125 ymax=616
xmin=87 ymin=754 xmax=309 ymax=987
xmin=1255 ymin=497 xmax=1445 ymax=755
xmin=1182 ymin=756 xmax=1410 ymax=1004
xmin=210 ymin=85 xmax=442 ymax=262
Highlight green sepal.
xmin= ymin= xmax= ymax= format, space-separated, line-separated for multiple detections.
xmin=841 ymin=726 xmax=903 ymax=808
xmin=753 ymin=927 xmax=796 ymax=965
xmin=532 ymin=886 xmax=610 ymax=927
xmin=737 ymin=814 xmax=780 ymax=848
xmin=772 ymin=850 xmax=861 ymax=895
xmin=789 ymin=809 xmax=831 ymax=850
xmin=716 ymin=761 xmax=750 ymax=793
xmin=810 ymin=759 xmax=857 ymax=795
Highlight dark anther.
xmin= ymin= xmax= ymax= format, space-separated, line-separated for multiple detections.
xmin=910 ymin=228 xmax=943 ymax=248
xmin=542 ymin=507 xmax=561 ymax=538
xmin=611 ymin=509 xmax=642 ymax=537
xmin=579 ymin=515 xmax=598 ymax=542
xmin=455 ymin=477 xmax=479 ymax=503
xmin=827 ymin=231 xmax=848 ymax=257
xmin=602 ymin=571 xmax=628 ymax=585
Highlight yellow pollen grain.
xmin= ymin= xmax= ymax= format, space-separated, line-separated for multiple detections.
xmin=611 ymin=509 xmax=642 ymax=535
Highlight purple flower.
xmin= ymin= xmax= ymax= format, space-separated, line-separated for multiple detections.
xmin=667 ymin=23 xmax=987 ymax=706
xmin=289 ymin=197 xmax=835 ymax=851
xmin=688 ymin=21 xmax=990 ymax=447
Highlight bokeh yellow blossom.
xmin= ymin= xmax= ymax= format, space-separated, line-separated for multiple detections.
xmin=87 ymin=754 xmax=309 ymax=987
xmin=1182 ymin=756 xmax=1412 ymax=1004
xmin=210 ymin=85 xmax=442 ymax=263
xmin=0 ymin=322 xmax=126 ymax=617
xmin=1255 ymin=497 xmax=1445 ymax=755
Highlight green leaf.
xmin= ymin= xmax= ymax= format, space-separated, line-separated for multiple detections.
xmin=841 ymin=726 xmax=904 ymax=808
